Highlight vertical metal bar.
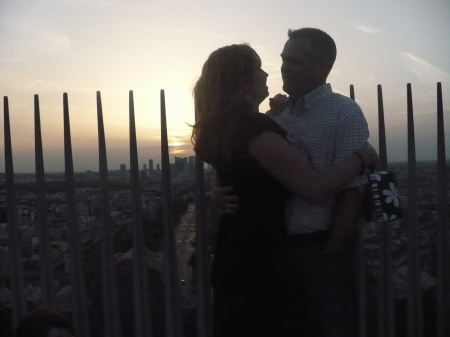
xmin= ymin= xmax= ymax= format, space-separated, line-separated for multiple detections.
xmin=34 ymin=94 xmax=56 ymax=309
xmin=63 ymin=92 xmax=90 ymax=337
xmin=351 ymin=85 xmax=367 ymax=337
xmin=160 ymin=89 xmax=183 ymax=337
xmin=97 ymin=91 xmax=122 ymax=337
xmin=376 ymin=85 xmax=395 ymax=337
xmin=378 ymin=227 xmax=389 ymax=337
xmin=377 ymin=86 xmax=389 ymax=337
xmin=128 ymin=90 xmax=152 ymax=337
xmin=358 ymin=225 xmax=367 ymax=337
xmin=376 ymin=86 xmax=387 ymax=337
xmin=406 ymin=84 xmax=423 ymax=337
xmin=3 ymin=96 xmax=26 ymax=330
xmin=377 ymin=85 xmax=388 ymax=171
xmin=350 ymin=84 xmax=355 ymax=101
xmin=435 ymin=82 xmax=450 ymax=337
xmin=194 ymin=110 xmax=212 ymax=337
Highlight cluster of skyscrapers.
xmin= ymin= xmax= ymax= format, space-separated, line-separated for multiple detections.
xmin=119 ymin=157 xmax=198 ymax=179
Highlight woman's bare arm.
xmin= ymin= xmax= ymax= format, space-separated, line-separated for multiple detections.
xmin=248 ymin=131 xmax=375 ymax=204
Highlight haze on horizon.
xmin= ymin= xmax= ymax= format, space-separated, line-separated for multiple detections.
xmin=1 ymin=0 xmax=449 ymax=173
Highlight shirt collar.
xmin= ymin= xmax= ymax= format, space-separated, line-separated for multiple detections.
xmin=289 ymin=83 xmax=331 ymax=115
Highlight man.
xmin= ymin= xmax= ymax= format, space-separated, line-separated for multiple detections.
xmin=269 ymin=28 xmax=368 ymax=337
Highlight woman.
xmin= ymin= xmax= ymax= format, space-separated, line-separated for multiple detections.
xmin=191 ymin=44 xmax=377 ymax=337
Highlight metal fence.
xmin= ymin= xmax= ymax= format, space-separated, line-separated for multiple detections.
xmin=2 ymin=83 xmax=449 ymax=337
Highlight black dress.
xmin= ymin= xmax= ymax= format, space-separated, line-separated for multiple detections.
xmin=212 ymin=112 xmax=291 ymax=337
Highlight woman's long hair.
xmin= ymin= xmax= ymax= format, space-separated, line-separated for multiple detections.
xmin=191 ymin=44 xmax=261 ymax=167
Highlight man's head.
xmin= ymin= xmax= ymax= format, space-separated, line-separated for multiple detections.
xmin=281 ymin=28 xmax=336 ymax=99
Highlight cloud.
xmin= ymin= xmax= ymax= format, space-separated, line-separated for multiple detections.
xmin=144 ymin=23 xmax=228 ymax=40
xmin=0 ymin=58 xmax=27 ymax=61
xmin=351 ymin=23 xmax=381 ymax=34
xmin=401 ymin=53 xmax=450 ymax=85
xmin=355 ymin=99 xmax=377 ymax=111
xmin=26 ymin=25 xmax=73 ymax=54
xmin=2 ymin=19 xmax=73 ymax=57
xmin=333 ymin=89 xmax=377 ymax=111
xmin=21 ymin=78 xmax=60 ymax=91
xmin=0 ymin=71 xmax=60 ymax=93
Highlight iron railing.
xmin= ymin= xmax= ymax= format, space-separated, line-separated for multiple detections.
xmin=2 ymin=83 xmax=449 ymax=337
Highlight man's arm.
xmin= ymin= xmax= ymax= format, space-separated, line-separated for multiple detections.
xmin=322 ymin=187 xmax=364 ymax=255
xmin=322 ymin=100 xmax=369 ymax=255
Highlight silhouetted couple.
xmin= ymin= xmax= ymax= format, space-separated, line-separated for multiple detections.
xmin=192 ymin=28 xmax=376 ymax=337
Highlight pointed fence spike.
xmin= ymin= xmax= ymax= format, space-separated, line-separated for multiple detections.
xmin=4 ymin=96 xmax=27 ymax=330
xmin=96 ymin=91 xmax=122 ymax=337
xmin=160 ymin=89 xmax=184 ymax=337
xmin=406 ymin=84 xmax=424 ymax=337
xmin=436 ymin=82 xmax=450 ymax=337
xmin=34 ymin=94 xmax=56 ymax=309
xmin=63 ymin=92 xmax=90 ymax=337
xmin=128 ymin=90 xmax=152 ymax=337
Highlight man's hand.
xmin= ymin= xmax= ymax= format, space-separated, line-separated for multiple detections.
xmin=212 ymin=183 xmax=239 ymax=214
xmin=359 ymin=142 xmax=380 ymax=171
xmin=268 ymin=94 xmax=288 ymax=115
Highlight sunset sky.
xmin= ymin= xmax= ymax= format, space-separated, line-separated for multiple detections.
xmin=1 ymin=0 xmax=449 ymax=173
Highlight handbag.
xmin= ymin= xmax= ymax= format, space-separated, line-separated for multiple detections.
xmin=365 ymin=170 xmax=403 ymax=222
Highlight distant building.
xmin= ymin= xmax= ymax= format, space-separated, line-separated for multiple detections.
xmin=148 ymin=159 xmax=154 ymax=171
xmin=175 ymin=156 xmax=187 ymax=172
xmin=188 ymin=156 xmax=196 ymax=172
xmin=120 ymin=164 xmax=127 ymax=179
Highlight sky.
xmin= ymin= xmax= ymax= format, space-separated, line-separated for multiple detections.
xmin=1 ymin=0 xmax=449 ymax=173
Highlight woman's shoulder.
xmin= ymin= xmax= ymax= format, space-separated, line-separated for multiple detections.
xmin=240 ymin=112 xmax=287 ymax=138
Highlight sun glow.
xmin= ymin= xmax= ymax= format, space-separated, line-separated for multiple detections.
xmin=170 ymin=141 xmax=183 ymax=147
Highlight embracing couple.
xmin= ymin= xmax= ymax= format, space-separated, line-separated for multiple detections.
xmin=191 ymin=28 xmax=376 ymax=337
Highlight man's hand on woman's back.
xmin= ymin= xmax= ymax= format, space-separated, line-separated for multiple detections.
xmin=212 ymin=181 xmax=239 ymax=213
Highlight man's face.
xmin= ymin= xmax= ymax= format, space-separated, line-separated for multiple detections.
xmin=281 ymin=38 xmax=325 ymax=99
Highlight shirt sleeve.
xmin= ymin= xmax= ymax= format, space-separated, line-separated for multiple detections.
xmin=334 ymin=101 xmax=369 ymax=189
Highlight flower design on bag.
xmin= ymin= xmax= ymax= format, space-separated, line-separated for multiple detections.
xmin=372 ymin=171 xmax=389 ymax=181
xmin=382 ymin=182 xmax=400 ymax=207
xmin=382 ymin=213 xmax=397 ymax=221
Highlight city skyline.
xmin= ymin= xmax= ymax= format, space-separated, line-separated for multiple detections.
xmin=1 ymin=0 xmax=449 ymax=173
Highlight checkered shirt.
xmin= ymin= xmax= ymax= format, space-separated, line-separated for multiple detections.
xmin=267 ymin=83 xmax=369 ymax=235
